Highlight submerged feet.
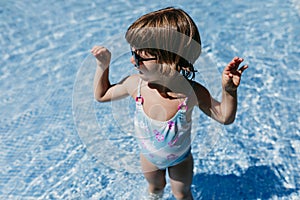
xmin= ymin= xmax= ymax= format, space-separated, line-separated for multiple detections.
xmin=146 ymin=190 xmax=164 ymax=200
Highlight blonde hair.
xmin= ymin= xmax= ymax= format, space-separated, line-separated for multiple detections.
xmin=125 ymin=7 xmax=201 ymax=79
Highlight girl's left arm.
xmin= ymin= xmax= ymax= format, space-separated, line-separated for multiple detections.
xmin=196 ymin=57 xmax=247 ymax=124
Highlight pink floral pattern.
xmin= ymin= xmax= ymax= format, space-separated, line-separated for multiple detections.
xmin=154 ymin=130 xmax=164 ymax=142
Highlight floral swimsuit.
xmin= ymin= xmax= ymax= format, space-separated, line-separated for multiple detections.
xmin=134 ymin=79 xmax=192 ymax=169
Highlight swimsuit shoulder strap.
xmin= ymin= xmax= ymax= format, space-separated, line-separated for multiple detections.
xmin=137 ymin=78 xmax=143 ymax=97
xmin=178 ymin=81 xmax=195 ymax=111
xmin=178 ymin=97 xmax=188 ymax=111
xmin=136 ymin=79 xmax=144 ymax=104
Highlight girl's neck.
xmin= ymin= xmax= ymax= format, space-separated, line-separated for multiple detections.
xmin=148 ymin=82 xmax=172 ymax=98
xmin=147 ymin=80 xmax=187 ymax=100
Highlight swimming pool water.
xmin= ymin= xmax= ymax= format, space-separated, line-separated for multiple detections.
xmin=1 ymin=0 xmax=299 ymax=199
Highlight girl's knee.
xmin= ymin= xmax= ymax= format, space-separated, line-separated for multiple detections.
xmin=174 ymin=193 xmax=193 ymax=200
xmin=172 ymin=189 xmax=193 ymax=200
xmin=148 ymin=181 xmax=166 ymax=193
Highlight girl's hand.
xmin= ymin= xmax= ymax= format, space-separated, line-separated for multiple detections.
xmin=91 ymin=46 xmax=111 ymax=68
xmin=222 ymin=57 xmax=248 ymax=92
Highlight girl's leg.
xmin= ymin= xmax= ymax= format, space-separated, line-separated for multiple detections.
xmin=168 ymin=153 xmax=194 ymax=200
xmin=140 ymin=154 xmax=166 ymax=194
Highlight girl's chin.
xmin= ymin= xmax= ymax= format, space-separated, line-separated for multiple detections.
xmin=138 ymin=74 xmax=149 ymax=81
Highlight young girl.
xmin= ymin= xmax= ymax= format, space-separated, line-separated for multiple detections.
xmin=91 ymin=7 xmax=247 ymax=200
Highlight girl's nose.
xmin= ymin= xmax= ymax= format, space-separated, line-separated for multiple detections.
xmin=130 ymin=56 xmax=135 ymax=65
xmin=131 ymin=56 xmax=141 ymax=68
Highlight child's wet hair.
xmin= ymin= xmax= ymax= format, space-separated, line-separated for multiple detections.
xmin=125 ymin=7 xmax=202 ymax=80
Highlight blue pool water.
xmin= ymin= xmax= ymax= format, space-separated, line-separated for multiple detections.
xmin=1 ymin=0 xmax=299 ymax=199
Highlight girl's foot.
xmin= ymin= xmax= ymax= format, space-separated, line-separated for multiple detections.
xmin=147 ymin=190 xmax=164 ymax=200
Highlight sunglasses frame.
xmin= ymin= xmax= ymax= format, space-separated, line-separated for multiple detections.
xmin=131 ymin=50 xmax=157 ymax=68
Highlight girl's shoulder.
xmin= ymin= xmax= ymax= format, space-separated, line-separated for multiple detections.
xmin=117 ymin=74 xmax=139 ymax=85
xmin=189 ymin=80 xmax=208 ymax=93
xmin=188 ymin=80 xmax=211 ymax=105
xmin=125 ymin=74 xmax=140 ymax=86
xmin=121 ymin=74 xmax=141 ymax=96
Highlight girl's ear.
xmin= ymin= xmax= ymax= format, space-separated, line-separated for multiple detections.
xmin=159 ymin=63 xmax=178 ymax=77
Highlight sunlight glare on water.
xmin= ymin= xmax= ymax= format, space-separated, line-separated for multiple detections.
xmin=0 ymin=0 xmax=299 ymax=199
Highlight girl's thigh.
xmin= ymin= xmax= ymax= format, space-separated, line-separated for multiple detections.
xmin=140 ymin=154 xmax=166 ymax=188
xmin=168 ymin=153 xmax=194 ymax=194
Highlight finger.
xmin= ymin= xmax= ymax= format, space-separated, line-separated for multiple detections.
xmin=95 ymin=48 xmax=105 ymax=55
xmin=238 ymin=65 xmax=248 ymax=74
xmin=227 ymin=57 xmax=242 ymax=71
xmin=91 ymin=46 xmax=104 ymax=54
xmin=225 ymin=63 xmax=238 ymax=73
xmin=229 ymin=57 xmax=247 ymax=73
xmin=233 ymin=57 xmax=244 ymax=64
xmin=91 ymin=46 xmax=100 ymax=52
xmin=91 ymin=48 xmax=100 ymax=55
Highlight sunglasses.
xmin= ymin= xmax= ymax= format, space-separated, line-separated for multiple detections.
xmin=131 ymin=50 xmax=157 ymax=68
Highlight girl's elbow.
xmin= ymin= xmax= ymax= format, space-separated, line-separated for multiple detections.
xmin=214 ymin=114 xmax=235 ymax=125
xmin=94 ymin=97 xmax=102 ymax=102
xmin=94 ymin=95 xmax=107 ymax=102
xmin=223 ymin=116 xmax=236 ymax=125
xmin=223 ymin=120 xmax=234 ymax=125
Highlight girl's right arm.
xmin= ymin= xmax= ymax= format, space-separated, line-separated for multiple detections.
xmin=91 ymin=46 xmax=132 ymax=102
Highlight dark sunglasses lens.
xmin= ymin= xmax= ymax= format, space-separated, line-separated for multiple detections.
xmin=131 ymin=51 xmax=140 ymax=67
